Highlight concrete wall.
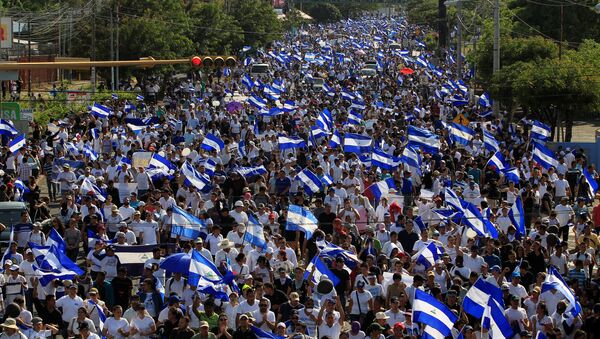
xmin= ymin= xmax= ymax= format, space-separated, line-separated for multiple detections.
xmin=549 ymin=130 xmax=600 ymax=168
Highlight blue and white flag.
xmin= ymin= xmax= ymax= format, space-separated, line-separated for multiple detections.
xmin=64 ymin=142 xmax=80 ymax=157
xmin=350 ymin=100 xmax=366 ymax=110
xmin=196 ymin=158 xmax=216 ymax=177
xmin=408 ymin=126 xmax=440 ymax=154
xmin=250 ymin=326 xmax=286 ymax=339
xmin=411 ymin=242 xmax=443 ymax=269
xmin=235 ymin=166 xmax=268 ymax=178
xmin=317 ymin=109 xmax=333 ymax=131
xmin=242 ymin=74 xmax=254 ymax=90
xmin=149 ymin=153 xmax=176 ymax=175
xmin=45 ymin=228 xmax=67 ymax=253
xmin=478 ymin=92 xmax=492 ymax=107
xmin=80 ymin=178 xmax=106 ymax=202
xmin=482 ymin=297 xmax=513 ymax=339
xmin=201 ymin=133 xmax=225 ymax=152
xmin=583 ymin=168 xmax=598 ymax=199
xmin=460 ymin=199 xmax=499 ymax=239
xmin=316 ymin=240 xmax=360 ymax=268
xmin=82 ymin=145 xmax=98 ymax=161
xmin=283 ymin=100 xmax=297 ymax=112
xmin=445 ymin=188 xmax=463 ymax=211
xmin=247 ymin=94 xmax=267 ymax=109
xmin=181 ymin=162 xmax=211 ymax=192
xmin=343 ymin=133 xmax=372 ymax=154
xmin=263 ymin=86 xmax=281 ymax=101
xmin=243 ymin=57 xmax=254 ymax=67
xmin=371 ymin=148 xmax=396 ymax=171
xmin=296 ymin=168 xmax=323 ymax=195
xmin=347 ymin=110 xmax=363 ymax=125
xmin=278 ymin=136 xmax=306 ymax=150
xmin=237 ymin=141 xmax=247 ymax=159
xmin=413 ymin=289 xmax=458 ymax=338
xmin=487 ymin=151 xmax=507 ymax=173
xmin=542 ymin=266 xmax=582 ymax=316
xmin=509 ymin=196 xmax=526 ymax=238
xmin=463 ymin=278 xmax=504 ymax=318
xmin=124 ymin=101 xmax=135 ymax=113
xmin=483 ymin=130 xmax=500 ymax=153
xmin=364 ymin=178 xmax=396 ymax=201
xmin=447 ymin=123 xmax=475 ymax=146
xmin=91 ymin=103 xmax=111 ymax=119
xmin=286 ymin=204 xmax=318 ymax=240
xmin=341 ymin=89 xmax=355 ymax=101
xmin=189 ymin=249 xmax=223 ymax=286
xmin=310 ymin=126 xmax=328 ymax=143
xmin=503 ymin=167 xmax=521 ymax=184
xmin=136 ymin=94 xmax=144 ymax=101
xmin=401 ymin=146 xmax=422 ymax=175
xmin=322 ymin=82 xmax=335 ymax=97
xmin=329 ymin=129 xmax=342 ymax=148
xmin=170 ymin=205 xmax=207 ymax=240
xmin=244 ymin=215 xmax=267 ymax=250
xmin=0 ymin=119 xmax=18 ymax=136
xmin=9 ymin=134 xmax=26 ymax=154
xmin=111 ymin=93 xmax=118 ymax=100
xmin=31 ymin=245 xmax=84 ymax=286
xmin=532 ymin=141 xmax=559 ymax=170
xmin=1 ymin=227 xmax=14 ymax=267
xmin=303 ymin=255 xmax=340 ymax=286
xmin=242 ymin=45 xmax=252 ymax=52
xmin=118 ymin=157 xmax=131 ymax=168
xmin=531 ymin=120 xmax=551 ymax=142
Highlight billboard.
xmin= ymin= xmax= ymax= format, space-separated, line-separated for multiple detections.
xmin=0 ymin=17 xmax=12 ymax=49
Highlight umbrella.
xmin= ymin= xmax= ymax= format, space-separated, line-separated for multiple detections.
xmin=226 ymin=101 xmax=243 ymax=112
xmin=400 ymin=67 xmax=414 ymax=75
xmin=159 ymin=253 xmax=191 ymax=274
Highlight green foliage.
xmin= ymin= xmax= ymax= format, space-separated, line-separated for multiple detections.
xmin=189 ymin=2 xmax=243 ymax=54
xmin=228 ymin=0 xmax=282 ymax=48
xmin=32 ymin=100 xmax=87 ymax=126
xmin=306 ymin=3 xmax=342 ymax=23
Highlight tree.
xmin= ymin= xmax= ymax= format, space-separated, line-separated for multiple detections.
xmin=188 ymin=1 xmax=243 ymax=54
xmin=306 ymin=3 xmax=342 ymax=23
xmin=228 ymin=0 xmax=282 ymax=48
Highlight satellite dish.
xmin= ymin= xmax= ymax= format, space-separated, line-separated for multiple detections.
xmin=182 ymin=148 xmax=191 ymax=157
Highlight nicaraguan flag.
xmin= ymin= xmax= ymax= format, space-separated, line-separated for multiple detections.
xmin=91 ymin=103 xmax=111 ymax=119
xmin=1 ymin=227 xmax=14 ymax=268
xmin=303 ymin=255 xmax=340 ymax=286
xmin=82 ymin=145 xmax=98 ymax=161
xmin=482 ymin=297 xmax=513 ymax=339
xmin=401 ymin=146 xmax=422 ymax=175
xmin=31 ymin=245 xmax=84 ymax=286
xmin=509 ymin=196 xmax=526 ymax=238
xmin=316 ymin=240 xmax=360 ymax=268
xmin=243 ymin=57 xmax=254 ymax=67
xmin=583 ymin=168 xmax=598 ymax=199
xmin=347 ymin=110 xmax=363 ymax=125
xmin=350 ymin=100 xmax=366 ymax=110
xmin=444 ymin=187 xmax=462 ymax=211
xmin=364 ymin=178 xmax=396 ymax=201
xmin=483 ymin=130 xmax=500 ymax=153
xmin=235 ymin=165 xmax=267 ymax=178
xmin=283 ymin=100 xmax=297 ymax=112
xmin=244 ymin=215 xmax=267 ymax=250
xmin=201 ymin=133 xmax=225 ymax=152
xmin=242 ymin=74 xmax=254 ymax=89
xmin=531 ymin=120 xmax=551 ymax=142
xmin=413 ymin=289 xmax=458 ymax=338
xmin=197 ymin=158 xmax=216 ymax=177
xmin=64 ymin=142 xmax=80 ymax=157
xmin=415 ymin=56 xmax=428 ymax=68
xmin=80 ymin=178 xmax=106 ymax=202
xmin=478 ymin=92 xmax=492 ymax=107
xmin=447 ymin=122 xmax=474 ymax=146
xmin=371 ymin=148 xmax=396 ymax=171
xmin=317 ymin=108 xmax=333 ymax=131
xmin=412 ymin=242 xmax=443 ymax=269
xmin=189 ymin=249 xmax=223 ymax=285
xmin=542 ymin=266 xmax=582 ymax=316
xmin=136 ymin=94 xmax=144 ymax=101
xmin=343 ymin=133 xmax=372 ymax=154
xmin=329 ymin=129 xmax=342 ymax=148
xmin=487 ymin=151 xmax=507 ymax=173
xmin=9 ymin=134 xmax=26 ymax=154
xmin=286 ymin=204 xmax=318 ymax=240
xmin=247 ymin=94 xmax=267 ymax=109
xmin=322 ymin=82 xmax=335 ymax=97
xmin=341 ymin=89 xmax=355 ymax=101
xmin=460 ymin=199 xmax=499 ymax=239
xmin=278 ymin=136 xmax=306 ymax=150
xmin=263 ymin=86 xmax=281 ymax=101
xmin=149 ymin=153 xmax=176 ymax=175
xmin=111 ymin=93 xmax=118 ymax=100
xmin=296 ymin=168 xmax=323 ymax=195
xmin=532 ymin=141 xmax=559 ymax=170
xmin=408 ymin=125 xmax=440 ymax=154
xmin=171 ymin=205 xmax=207 ymax=241
xmin=463 ymin=278 xmax=504 ymax=318
xmin=0 ymin=119 xmax=18 ymax=136
xmin=124 ymin=101 xmax=135 ymax=113
xmin=250 ymin=325 xmax=286 ymax=339
xmin=181 ymin=162 xmax=211 ymax=192
xmin=45 ymin=228 xmax=67 ymax=253
xmin=503 ymin=167 xmax=521 ymax=184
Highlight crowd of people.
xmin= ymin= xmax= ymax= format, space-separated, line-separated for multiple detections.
xmin=0 ymin=11 xmax=598 ymax=339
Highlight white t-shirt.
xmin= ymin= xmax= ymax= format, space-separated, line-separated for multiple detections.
xmin=104 ymin=317 xmax=130 ymax=339
xmin=318 ymin=321 xmax=341 ymax=339
xmin=56 ymin=295 xmax=84 ymax=323
xmin=237 ymin=300 xmax=259 ymax=316
xmin=130 ymin=316 xmax=155 ymax=339
xmin=350 ymin=290 xmax=372 ymax=315
xmin=139 ymin=221 xmax=158 ymax=245
xmin=251 ymin=310 xmax=276 ymax=332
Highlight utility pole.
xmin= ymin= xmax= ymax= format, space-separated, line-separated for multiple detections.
xmin=115 ymin=1 xmax=120 ymax=91
xmin=28 ymin=16 xmax=32 ymax=96
xmin=438 ymin=0 xmax=447 ymax=49
xmin=492 ymin=0 xmax=500 ymax=116
xmin=559 ymin=4 xmax=563 ymax=59
xmin=91 ymin=0 xmax=97 ymax=94
xmin=456 ymin=0 xmax=462 ymax=80
xmin=110 ymin=9 xmax=114 ymax=91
